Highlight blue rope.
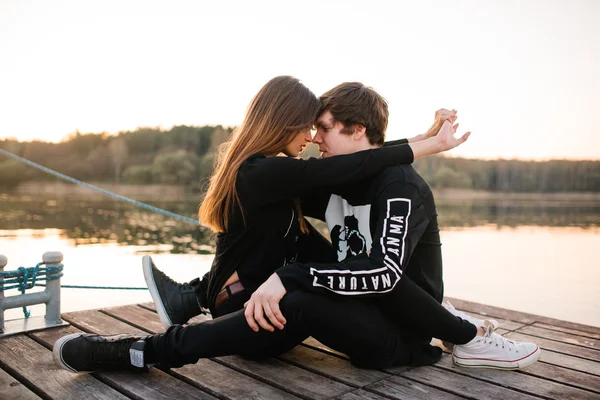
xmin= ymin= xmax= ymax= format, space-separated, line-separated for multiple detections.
xmin=0 ymin=147 xmax=201 ymax=226
xmin=1 ymin=263 xmax=146 ymax=294
xmin=35 ymin=284 xmax=148 ymax=290
xmin=0 ymin=262 xmax=64 ymax=317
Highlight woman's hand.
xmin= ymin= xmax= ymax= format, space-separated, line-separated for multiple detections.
xmin=408 ymin=108 xmax=457 ymax=143
xmin=436 ymin=120 xmax=470 ymax=151
xmin=244 ymin=273 xmax=287 ymax=332
xmin=409 ymin=119 xmax=471 ymax=159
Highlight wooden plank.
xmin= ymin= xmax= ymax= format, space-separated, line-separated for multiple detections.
xmin=138 ymin=302 xmax=156 ymax=312
xmin=104 ymin=304 xmax=352 ymax=399
xmin=279 ymin=344 xmax=389 ymax=387
xmin=366 ymin=375 xmax=466 ymax=399
xmin=0 ymin=334 xmax=129 ymax=400
xmin=103 ymin=304 xmax=211 ymax=332
xmin=336 ymin=389 xmax=392 ymax=400
xmin=387 ymin=364 xmax=541 ymax=400
xmin=516 ymin=325 xmax=600 ymax=350
xmin=455 ymin=311 xmax=525 ymax=331
xmin=520 ymin=360 xmax=600 ymax=394
xmin=302 ymin=337 xmax=349 ymax=358
xmin=0 ymin=366 xmax=41 ymax=400
xmin=532 ymin=323 xmax=600 ymax=341
xmin=101 ymin=305 xmax=166 ymax=334
xmin=446 ymin=297 xmax=600 ymax=336
xmin=171 ymin=362 xmax=304 ymax=400
xmin=32 ymin=326 xmax=217 ymax=400
xmin=444 ymin=297 xmax=538 ymax=324
xmin=541 ymin=349 xmax=600 ymax=377
xmin=216 ymin=355 xmax=353 ymax=399
xmin=433 ymin=351 xmax=599 ymax=400
xmin=505 ymin=332 xmax=600 ymax=363
xmin=63 ymin=310 xmax=148 ymax=335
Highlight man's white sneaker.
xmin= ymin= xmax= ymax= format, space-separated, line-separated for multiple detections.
xmin=453 ymin=324 xmax=541 ymax=370
xmin=443 ymin=301 xmax=499 ymax=330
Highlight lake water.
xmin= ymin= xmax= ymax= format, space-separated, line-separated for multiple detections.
xmin=1 ymin=195 xmax=599 ymax=327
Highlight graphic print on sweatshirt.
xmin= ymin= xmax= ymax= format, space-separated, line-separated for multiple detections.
xmin=313 ymin=195 xmax=411 ymax=295
xmin=325 ymin=194 xmax=371 ymax=261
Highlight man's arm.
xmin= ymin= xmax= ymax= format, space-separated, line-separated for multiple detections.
xmin=276 ymin=173 xmax=430 ymax=296
xmin=243 ymin=172 xmax=431 ymax=331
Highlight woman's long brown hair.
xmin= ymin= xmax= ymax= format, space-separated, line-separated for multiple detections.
xmin=199 ymin=76 xmax=319 ymax=233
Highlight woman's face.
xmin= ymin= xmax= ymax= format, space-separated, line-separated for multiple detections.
xmin=282 ymin=128 xmax=312 ymax=157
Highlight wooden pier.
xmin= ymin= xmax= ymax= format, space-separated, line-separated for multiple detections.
xmin=0 ymin=297 xmax=598 ymax=400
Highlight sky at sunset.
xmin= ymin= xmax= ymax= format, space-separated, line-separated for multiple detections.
xmin=1 ymin=0 xmax=599 ymax=160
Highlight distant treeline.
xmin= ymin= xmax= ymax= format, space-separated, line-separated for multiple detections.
xmin=0 ymin=126 xmax=231 ymax=190
xmin=412 ymin=156 xmax=600 ymax=192
xmin=1 ymin=126 xmax=599 ymax=192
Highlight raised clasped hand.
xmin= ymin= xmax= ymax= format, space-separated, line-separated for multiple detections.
xmin=424 ymin=108 xmax=458 ymax=139
xmin=244 ymin=273 xmax=287 ymax=332
xmin=437 ymin=119 xmax=471 ymax=151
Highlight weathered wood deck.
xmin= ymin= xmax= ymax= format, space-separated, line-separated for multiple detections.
xmin=0 ymin=297 xmax=598 ymax=400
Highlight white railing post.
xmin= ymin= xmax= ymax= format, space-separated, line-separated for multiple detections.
xmin=43 ymin=251 xmax=63 ymax=325
xmin=0 ymin=251 xmax=68 ymax=338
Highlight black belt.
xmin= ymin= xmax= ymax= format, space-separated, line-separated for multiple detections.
xmin=215 ymin=281 xmax=245 ymax=309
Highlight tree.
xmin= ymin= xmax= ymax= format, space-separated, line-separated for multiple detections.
xmin=0 ymin=159 xmax=37 ymax=188
xmin=151 ymin=150 xmax=200 ymax=186
xmin=122 ymin=165 xmax=153 ymax=184
xmin=432 ymin=166 xmax=472 ymax=189
xmin=108 ymin=137 xmax=128 ymax=184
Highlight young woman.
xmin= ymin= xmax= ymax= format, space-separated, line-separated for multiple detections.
xmin=53 ymin=76 xmax=491 ymax=373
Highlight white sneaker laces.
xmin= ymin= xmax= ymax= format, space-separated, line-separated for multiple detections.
xmin=479 ymin=325 xmax=519 ymax=353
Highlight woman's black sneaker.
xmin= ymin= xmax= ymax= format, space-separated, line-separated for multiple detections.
xmin=53 ymin=333 xmax=150 ymax=373
xmin=142 ymin=255 xmax=203 ymax=329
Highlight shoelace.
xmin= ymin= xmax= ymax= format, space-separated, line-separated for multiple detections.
xmin=483 ymin=329 xmax=519 ymax=354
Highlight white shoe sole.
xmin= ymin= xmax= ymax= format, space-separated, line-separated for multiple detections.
xmin=453 ymin=345 xmax=541 ymax=370
xmin=142 ymin=255 xmax=173 ymax=330
xmin=53 ymin=333 xmax=84 ymax=373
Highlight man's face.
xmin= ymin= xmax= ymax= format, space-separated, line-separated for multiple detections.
xmin=313 ymin=111 xmax=357 ymax=158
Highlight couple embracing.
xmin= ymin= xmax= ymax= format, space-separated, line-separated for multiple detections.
xmin=54 ymin=76 xmax=540 ymax=373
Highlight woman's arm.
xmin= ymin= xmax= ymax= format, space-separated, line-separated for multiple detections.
xmin=239 ymin=144 xmax=414 ymax=205
xmin=240 ymin=121 xmax=469 ymax=206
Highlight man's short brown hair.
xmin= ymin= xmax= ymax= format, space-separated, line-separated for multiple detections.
xmin=318 ymin=82 xmax=389 ymax=146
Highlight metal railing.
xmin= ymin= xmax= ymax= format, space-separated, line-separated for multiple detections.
xmin=0 ymin=252 xmax=69 ymax=337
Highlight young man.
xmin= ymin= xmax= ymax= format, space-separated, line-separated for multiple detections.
xmin=244 ymin=83 xmax=540 ymax=369
xmin=53 ymin=84 xmax=540 ymax=373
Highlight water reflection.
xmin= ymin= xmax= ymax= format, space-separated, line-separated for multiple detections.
xmin=1 ymin=197 xmax=598 ymax=254
xmin=436 ymin=201 xmax=600 ymax=229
